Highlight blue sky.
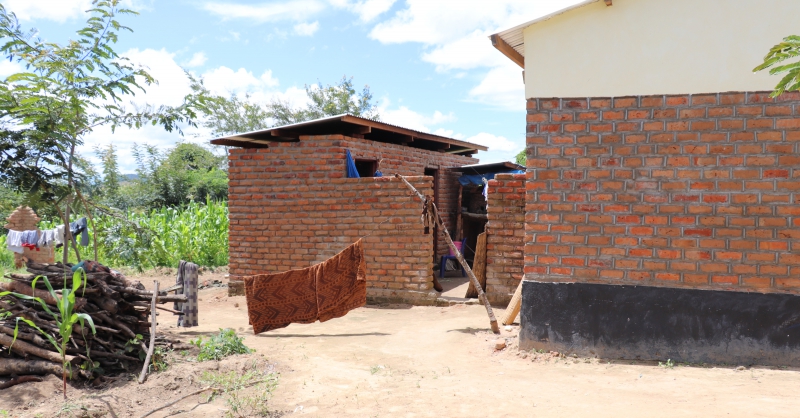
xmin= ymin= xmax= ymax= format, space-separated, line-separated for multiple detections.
xmin=2 ymin=0 xmax=583 ymax=172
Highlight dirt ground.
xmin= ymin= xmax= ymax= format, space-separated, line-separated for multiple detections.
xmin=3 ymin=270 xmax=800 ymax=417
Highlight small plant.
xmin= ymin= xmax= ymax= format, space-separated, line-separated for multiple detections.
xmin=0 ymin=270 xmax=96 ymax=399
xmin=659 ymin=359 xmax=675 ymax=369
xmin=200 ymin=367 xmax=278 ymax=418
xmin=191 ymin=328 xmax=252 ymax=361
xmin=149 ymin=346 xmax=170 ymax=373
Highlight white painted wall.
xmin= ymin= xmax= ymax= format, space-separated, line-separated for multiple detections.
xmin=523 ymin=0 xmax=800 ymax=98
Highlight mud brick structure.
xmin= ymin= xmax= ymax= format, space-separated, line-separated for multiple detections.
xmin=213 ymin=115 xmax=484 ymax=304
xmin=4 ymin=206 xmax=54 ymax=268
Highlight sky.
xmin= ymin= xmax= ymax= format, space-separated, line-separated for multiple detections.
xmin=2 ymin=0 xmax=584 ymax=173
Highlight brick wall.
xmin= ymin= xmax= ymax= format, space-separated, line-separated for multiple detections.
xmin=4 ymin=206 xmax=54 ymax=267
xmin=485 ymin=173 xmax=526 ymax=305
xmin=525 ymin=91 xmax=800 ymax=293
xmin=226 ymin=134 xmax=476 ymax=301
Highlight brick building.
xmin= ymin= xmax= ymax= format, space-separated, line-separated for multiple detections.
xmin=492 ymin=0 xmax=800 ymax=365
xmin=211 ymin=114 xmax=487 ymax=304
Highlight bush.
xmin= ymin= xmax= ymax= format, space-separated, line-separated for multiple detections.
xmin=191 ymin=328 xmax=252 ymax=361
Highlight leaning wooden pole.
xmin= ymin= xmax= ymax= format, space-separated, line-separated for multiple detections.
xmin=138 ymin=280 xmax=159 ymax=384
xmin=395 ymin=174 xmax=500 ymax=334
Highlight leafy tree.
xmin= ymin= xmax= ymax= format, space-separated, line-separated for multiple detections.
xmin=515 ymin=149 xmax=526 ymax=166
xmin=754 ymin=35 xmax=800 ymax=97
xmin=0 ymin=0 xmax=199 ymax=259
xmin=282 ymin=76 xmax=380 ymax=124
xmin=95 ymin=144 xmax=121 ymax=198
xmin=188 ymin=74 xmax=272 ymax=137
xmin=191 ymin=75 xmax=379 ymax=136
xmin=127 ymin=142 xmax=227 ymax=208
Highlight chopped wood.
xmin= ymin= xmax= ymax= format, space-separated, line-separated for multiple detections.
xmin=0 ymin=375 xmax=43 ymax=389
xmin=0 ymin=261 xmax=186 ymax=382
xmin=0 ymin=358 xmax=62 ymax=377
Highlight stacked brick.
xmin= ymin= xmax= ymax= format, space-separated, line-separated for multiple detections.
xmin=484 ymin=173 xmax=526 ymax=304
xmin=524 ymin=91 xmax=800 ymax=293
xmin=226 ymin=134 xmax=475 ymax=301
xmin=4 ymin=206 xmax=54 ymax=268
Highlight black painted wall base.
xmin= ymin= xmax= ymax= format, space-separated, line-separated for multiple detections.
xmin=519 ymin=281 xmax=800 ymax=366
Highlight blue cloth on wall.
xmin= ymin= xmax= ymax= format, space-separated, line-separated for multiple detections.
xmin=457 ymin=170 xmax=524 ymax=187
xmin=345 ymin=149 xmax=360 ymax=179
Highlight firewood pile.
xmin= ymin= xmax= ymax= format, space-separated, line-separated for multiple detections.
xmin=0 ymin=261 xmax=185 ymax=382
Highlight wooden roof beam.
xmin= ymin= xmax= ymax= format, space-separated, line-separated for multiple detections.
xmin=490 ymin=34 xmax=524 ymax=69
xmin=270 ymin=129 xmax=300 ymax=141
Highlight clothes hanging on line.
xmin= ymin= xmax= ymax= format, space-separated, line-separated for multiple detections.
xmin=174 ymin=261 xmax=199 ymax=328
xmin=70 ymin=218 xmax=90 ymax=246
xmin=244 ymin=239 xmax=367 ymax=334
xmin=37 ymin=229 xmax=57 ymax=248
xmin=6 ymin=230 xmax=25 ymax=254
xmin=345 ymin=149 xmax=360 ymax=179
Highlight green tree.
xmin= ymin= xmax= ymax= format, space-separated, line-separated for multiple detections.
xmin=188 ymin=74 xmax=272 ymax=137
xmin=286 ymin=75 xmax=380 ymax=123
xmin=515 ymin=149 xmax=526 ymax=166
xmin=0 ymin=0 xmax=199 ymax=258
xmin=754 ymin=35 xmax=800 ymax=97
xmin=191 ymin=75 xmax=379 ymax=136
xmin=128 ymin=142 xmax=227 ymax=208
xmin=95 ymin=144 xmax=121 ymax=198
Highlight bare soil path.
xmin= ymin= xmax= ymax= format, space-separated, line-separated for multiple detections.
xmin=2 ymin=270 xmax=800 ymax=417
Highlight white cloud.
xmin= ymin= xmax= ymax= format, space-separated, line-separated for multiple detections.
xmin=379 ymin=103 xmax=456 ymax=133
xmin=421 ymin=30 xmax=506 ymax=72
xmin=202 ymin=0 xmax=326 ymax=22
xmin=121 ymin=48 xmax=194 ymax=107
xmin=329 ymin=0 xmax=396 ymax=22
xmin=201 ymin=67 xmax=280 ymax=97
xmin=465 ymin=132 xmax=518 ymax=152
xmin=4 ymin=0 xmax=151 ymax=22
xmin=4 ymin=0 xmax=92 ymax=22
xmin=368 ymin=0 xmax=584 ymax=107
xmin=293 ymin=21 xmax=320 ymax=36
xmin=183 ymin=52 xmax=208 ymax=68
xmin=0 ymin=61 xmax=23 ymax=79
xmin=467 ymin=65 xmax=525 ymax=111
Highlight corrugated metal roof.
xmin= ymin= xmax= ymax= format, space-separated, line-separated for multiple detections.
xmin=491 ymin=0 xmax=601 ymax=58
xmin=209 ymin=113 xmax=488 ymax=155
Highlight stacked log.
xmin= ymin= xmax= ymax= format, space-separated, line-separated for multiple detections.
xmin=0 ymin=261 xmax=185 ymax=381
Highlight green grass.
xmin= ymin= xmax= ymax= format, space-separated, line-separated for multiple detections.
xmin=191 ymin=328 xmax=252 ymax=362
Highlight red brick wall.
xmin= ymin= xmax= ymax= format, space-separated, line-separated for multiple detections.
xmin=485 ymin=173 xmax=526 ymax=304
xmin=525 ymin=91 xmax=800 ymax=293
xmin=226 ymin=134 xmax=475 ymax=300
xmin=345 ymin=136 xmax=475 ymax=257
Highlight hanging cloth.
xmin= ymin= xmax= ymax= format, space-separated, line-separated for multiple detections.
xmin=345 ymin=149 xmax=360 ymax=179
xmin=244 ymin=239 xmax=367 ymax=334
xmin=174 ymin=261 xmax=199 ymax=327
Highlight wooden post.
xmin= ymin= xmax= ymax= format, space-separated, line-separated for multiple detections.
xmin=138 ymin=280 xmax=159 ymax=384
xmin=395 ymin=174 xmax=500 ymax=334
xmin=501 ymin=280 xmax=524 ymax=326
xmin=465 ymin=232 xmax=487 ymax=298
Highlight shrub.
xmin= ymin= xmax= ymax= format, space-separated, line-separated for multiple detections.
xmin=191 ymin=328 xmax=252 ymax=361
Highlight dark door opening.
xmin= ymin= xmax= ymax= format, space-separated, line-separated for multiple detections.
xmin=355 ymin=159 xmax=378 ymax=177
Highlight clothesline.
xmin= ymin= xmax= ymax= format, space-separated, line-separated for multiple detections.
xmin=5 ymin=217 xmax=90 ymax=254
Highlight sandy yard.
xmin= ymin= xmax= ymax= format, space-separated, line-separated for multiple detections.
xmin=2 ymin=270 xmax=800 ymax=417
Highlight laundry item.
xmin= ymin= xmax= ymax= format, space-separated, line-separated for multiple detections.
xmin=244 ymin=239 xmax=367 ymax=334
xmin=175 ymin=260 xmax=199 ymax=327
